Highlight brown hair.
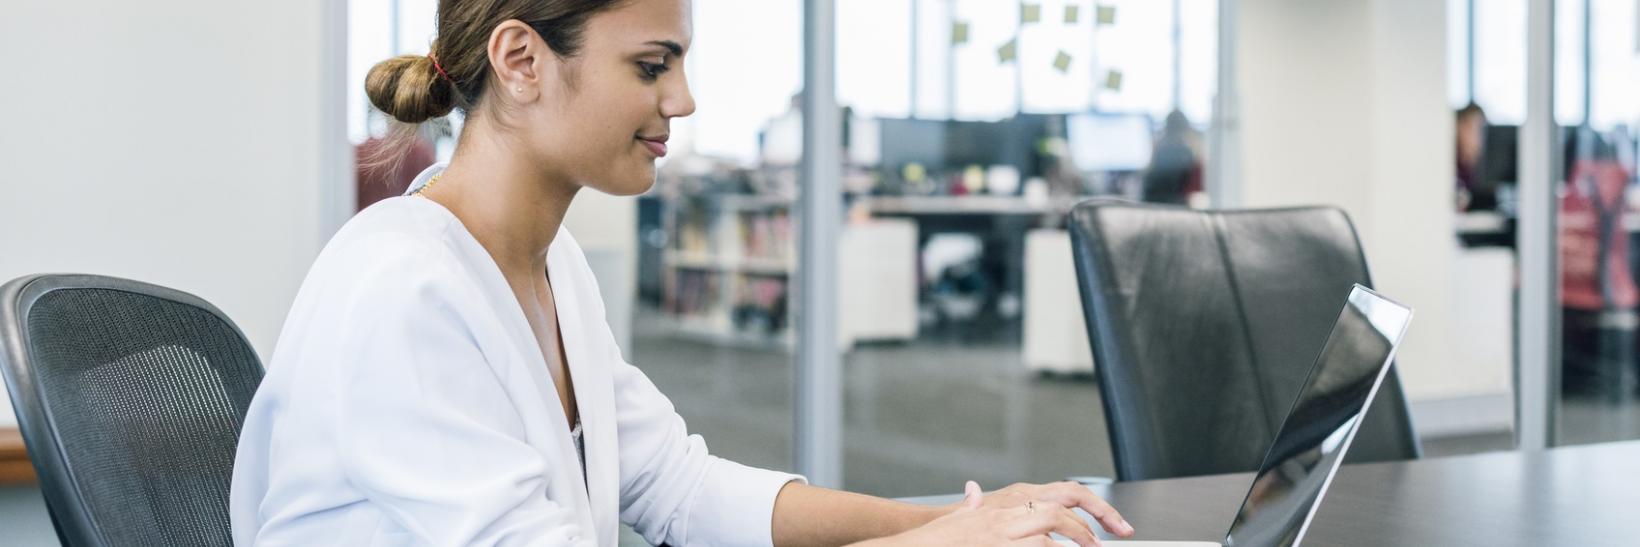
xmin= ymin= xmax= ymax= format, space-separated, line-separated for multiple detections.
xmin=1456 ymin=101 xmax=1486 ymax=124
xmin=358 ymin=0 xmax=627 ymax=177
xmin=366 ymin=0 xmax=627 ymax=124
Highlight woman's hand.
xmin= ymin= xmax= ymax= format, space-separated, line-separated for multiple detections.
xmin=855 ymin=481 xmax=1130 ymax=547
xmin=965 ymin=480 xmax=1134 ymax=539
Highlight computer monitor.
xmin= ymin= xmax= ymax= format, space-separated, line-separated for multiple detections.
xmin=760 ymin=111 xmax=804 ymax=166
xmin=941 ymin=119 xmax=1004 ymax=169
xmin=878 ymin=117 xmax=948 ymax=172
xmin=877 ymin=115 xmax=1052 ymax=190
xmin=1066 ymin=113 xmax=1154 ymax=172
xmin=943 ymin=116 xmax=1048 ymax=181
xmin=1473 ymin=124 xmax=1517 ymax=211
xmin=847 ymin=114 xmax=882 ymax=167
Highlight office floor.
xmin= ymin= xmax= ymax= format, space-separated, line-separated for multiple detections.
xmin=632 ymin=331 xmax=1113 ymax=497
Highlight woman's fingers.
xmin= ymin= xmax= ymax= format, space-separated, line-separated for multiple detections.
xmin=961 ymin=480 xmax=1132 ymax=544
xmin=1033 ymin=481 xmax=1134 ymax=538
xmin=1051 ymin=505 xmax=1101 ymax=547
xmin=965 ymin=480 xmax=984 ymax=509
xmin=1060 ymin=482 xmax=1134 ymax=537
xmin=1000 ymin=502 xmax=1101 ymax=547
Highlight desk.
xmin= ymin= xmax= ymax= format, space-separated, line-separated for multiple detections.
xmin=0 ymin=427 xmax=33 ymax=485
xmin=857 ymin=195 xmax=1085 ymax=216
xmin=1456 ymin=210 xmax=1640 ymax=239
xmin=903 ymin=440 xmax=1640 ymax=545
xmin=857 ymin=195 xmax=1086 ymax=331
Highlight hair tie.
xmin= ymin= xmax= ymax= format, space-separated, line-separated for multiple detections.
xmin=428 ymin=52 xmax=451 ymax=81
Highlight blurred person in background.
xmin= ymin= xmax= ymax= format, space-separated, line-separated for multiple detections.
xmin=1141 ymin=110 xmax=1203 ymax=206
xmin=1454 ymin=103 xmax=1487 ymax=212
xmin=1560 ymin=128 xmax=1639 ymax=401
xmin=355 ymin=108 xmax=439 ymax=211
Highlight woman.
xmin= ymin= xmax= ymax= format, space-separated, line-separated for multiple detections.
xmin=229 ymin=1 xmax=1135 ymax=545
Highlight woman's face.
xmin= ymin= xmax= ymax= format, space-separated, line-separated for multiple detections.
xmin=1456 ymin=112 xmax=1486 ymax=166
xmin=514 ymin=0 xmax=694 ymax=197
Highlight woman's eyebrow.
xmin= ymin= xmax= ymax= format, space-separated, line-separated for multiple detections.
xmin=643 ymin=40 xmax=683 ymax=56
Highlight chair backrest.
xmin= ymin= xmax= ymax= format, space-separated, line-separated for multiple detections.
xmin=0 ymin=274 xmax=264 ymax=546
xmin=1067 ymin=199 xmax=1421 ymax=482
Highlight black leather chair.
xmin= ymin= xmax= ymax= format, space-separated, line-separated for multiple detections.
xmin=0 ymin=274 xmax=264 ymax=546
xmin=1068 ymin=199 xmax=1421 ymax=482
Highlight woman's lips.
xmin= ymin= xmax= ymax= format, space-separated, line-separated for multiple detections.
xmin=638 ymin=137 xmax=668 ymax=157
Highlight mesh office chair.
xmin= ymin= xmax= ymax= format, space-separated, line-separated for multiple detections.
xmin=0 ymin=274 xmax=264 ymax=546
xmin=1068 ymin=200 xmax=1421 ymax=482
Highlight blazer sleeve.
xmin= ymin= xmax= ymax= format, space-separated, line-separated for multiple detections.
xmin=550 ymin=240 xmax=804 ymax=547
xmin=332 ymin=238 xmax=588 ymax=546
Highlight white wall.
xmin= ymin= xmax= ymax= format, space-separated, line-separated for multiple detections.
xmin=1234 ymin=0 xmax=1513 ymax=417
xmin=1364 ymin=0 xmax=1495 ymax=402
xmin=0 ymin=1 xmax=347 ymax=424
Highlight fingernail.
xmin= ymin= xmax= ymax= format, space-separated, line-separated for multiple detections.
xmin=1121 ymin=520 xmax=1134 ymax=534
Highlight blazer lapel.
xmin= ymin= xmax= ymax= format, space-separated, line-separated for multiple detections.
xmin=448 ymin=223 xmax=597 ymax=535
xmin=547 ymin=239 xmax=620 ymax=546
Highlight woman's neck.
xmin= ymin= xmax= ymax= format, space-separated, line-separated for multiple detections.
xmin=423 ymin=125 xmax=579 ymax=280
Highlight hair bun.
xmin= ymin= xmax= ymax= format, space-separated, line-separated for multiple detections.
xmin=364 ymin=54 xmax=456 ymax=124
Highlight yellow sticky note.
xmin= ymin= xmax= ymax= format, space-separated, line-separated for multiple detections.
xmin=1096 ymin=4 xmax=1117 ymax=25
xmin=1021 ymin=3 xmax=1042 ymax=24
xmin=1064 ymin=5 xmax=1081 ymax=24
xmin=1103 ymin=69 xmax=1124 ymax=91
xmin=952 ymin=21 xmax=969 ymax=45
xmin=997 ymin=39 xmax=1017 ymax=63
xmin=1053 ymin=50 xmax=1073 ymax=73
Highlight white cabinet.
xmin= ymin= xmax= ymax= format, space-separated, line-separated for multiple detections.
xmin=1022 ymin=229 xmax=1096 ymax=374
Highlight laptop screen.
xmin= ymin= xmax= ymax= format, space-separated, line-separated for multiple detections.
xmin=1223 ymin=285 xmax=1412 ymax=547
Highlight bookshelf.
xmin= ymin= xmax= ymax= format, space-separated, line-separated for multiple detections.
xmin=655 ymin=185 xmax=920 ymax=350
xmin=661 ymin=190 xmax=797 ymax=349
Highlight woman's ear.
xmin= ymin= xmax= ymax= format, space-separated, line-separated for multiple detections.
xmin=488 ymin=20 xmax=548 ymax=102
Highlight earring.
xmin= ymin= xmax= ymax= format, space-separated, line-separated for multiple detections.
xmin=515 ymin=86 xmax=523 ymax=93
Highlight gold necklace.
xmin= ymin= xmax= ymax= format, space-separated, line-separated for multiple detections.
xmin=414 ymin=174 xmax=443 ymax=196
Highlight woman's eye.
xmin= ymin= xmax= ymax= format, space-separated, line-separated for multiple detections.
xmin=639 ymin=61 xmax=670 ymax=80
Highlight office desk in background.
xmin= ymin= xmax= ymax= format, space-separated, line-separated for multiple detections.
xmin=1456 ymin=210 xmax=1640 ymax=240
xmin=856 ymin=195 xmax=1085 ymax=216
xmin=858 ymin=194 xmax=1084 ymax=340
xmin=904 ymin=440 xmax=1640 ymax=546
xmin=0 ymin=427 xmax=33 ymax=485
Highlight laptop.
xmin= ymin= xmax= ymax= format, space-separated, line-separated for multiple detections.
xmin=1079 ymin=284 xmax=1414 ymax=547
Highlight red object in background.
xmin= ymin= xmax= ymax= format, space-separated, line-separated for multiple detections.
xmin=355 ymin=136 xmax=436 ymax=212
xmin=1559 ymin=159 xmax=1638 ymax=311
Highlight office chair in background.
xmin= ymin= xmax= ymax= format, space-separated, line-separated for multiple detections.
xmin=1067 ymin=199 xmax=1421 ymax=482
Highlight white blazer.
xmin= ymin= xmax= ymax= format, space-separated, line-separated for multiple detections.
xmin=231 ymin=164 xmax=803 ymax=546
